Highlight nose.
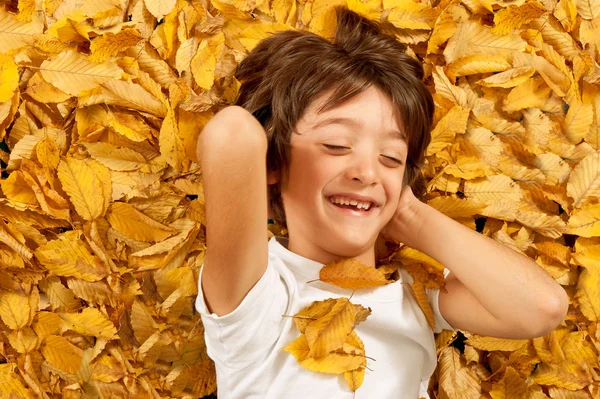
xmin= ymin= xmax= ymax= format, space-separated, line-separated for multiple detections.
xmin=348 ymin=150 xmax=378 ymax=187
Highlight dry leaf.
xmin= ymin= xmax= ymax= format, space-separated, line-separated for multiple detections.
xmin=1 ymin=0 xmax=598 ymax=397
xmin=319 ymin=258 xmax=392 ymax=289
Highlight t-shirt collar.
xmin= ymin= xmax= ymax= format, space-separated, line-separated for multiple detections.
xmin=268 ymin=235 xmax=324 ymax=280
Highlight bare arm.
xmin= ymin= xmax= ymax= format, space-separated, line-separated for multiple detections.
xmin=197 ymin=106 xmax=269 ymax=317
xmin=406 ymin=202 xmax=568 ymax=338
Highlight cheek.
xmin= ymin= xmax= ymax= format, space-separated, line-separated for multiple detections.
xmin=284 ymin=147 xmax=330 ymax=204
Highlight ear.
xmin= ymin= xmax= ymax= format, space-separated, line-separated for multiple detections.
xmin=267 ymin=169 xmax=280 ymax=185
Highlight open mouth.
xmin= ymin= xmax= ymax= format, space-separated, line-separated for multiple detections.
xmin=326 ymin=196 xmax=377 ymax=215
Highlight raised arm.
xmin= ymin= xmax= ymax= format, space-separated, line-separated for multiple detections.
xmin=197 ymin=105 xmax=269 ymax=317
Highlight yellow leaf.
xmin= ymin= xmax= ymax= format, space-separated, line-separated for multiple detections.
xmin=386 ymin=0 xmax=437 ymax=30
xmin=57 ymin=157 xmax=108 ymax=221
xmin=292 ymin=298 xmax=339 ymax=333
xmin=0 ymin=246 xmax=25 ymax=268
xmin=144 ymin=0 xmax=177 ymax=19
xmin=107 ymin=202 xmax=176 ymax=242
xmin=75 ymin=0 xmax=119 ymax=18
xmin=463 ymin=174 xmax=523 ymax=203
xmin=89 ymin=28 xmax=144 ymax=63
xmin=108 ymin=111 xmax=155 ymax=142
xmin=0 ymin=9 xmax=40 ymax=54
xmin=175 ymin=37 xmax=199 ymax=74
xmin=282 ymin=333 xmax=311 ymax=362
xmin=0 ymin=54 xmax=19 ymax=103
xmin=427 ymin=3 xmax=466 ymax=55
xmin=563 ymin=97 xmax=594 ymax=144
xmin=131 ymin=299 xmax=160 ymax=345
xmin=126 ymin=43 xmax=179 ymax=87
xmin=0 ymin=171 xmax=38 ymax=205
xmin=7 ymin=327 xmax=38 ymax=354
xmin=178 ymin=109 xmax=210 ymax=162
xmin=46 ymin=10 xmax=90 ymax=43
xmin=444 ymin=21 xmax=527 ymax=64
xmin=39 ymin=275 xmax=81 ymax=312
xmin=0 ymin=291 xmax=30 ymax=330
xmin=426 ymin=105 xmax=470 ymax=156
xmin=511 ymin=51 xmax=571 ymax=98
xmin=0 ymin=218 xmax=33 ymax=261
xmin=464 ymin=333 xmax=529 ymax=351
xmin=432 ymin=66 xmax=476 ymax=109
xmin=344 ymin=366 xmax=365 ymax=391
xmin=58 ymin=308 xmax=118 ymax=340
xmin=447 ymin=54 xmax=511 ymax=80
xmin=408 ymin=279 xmax=436 ymax=330
xmin=566 ymin=153 xmax=600 ymax=208
xmin=319 ymin=258 xmax=391 ymax=289
xmin=39 ymin=50 xmax=123 ymax=96
xmin=239 ymin=23 xmax=292 ymax=52
xmin=530 ymin=15 xmax=580 ymax=61
xmin=99 ymin=79 xmax=168 ymax=117
xmin=503 ymin=77 xmax=552 ymax=113
xmin=477 ymin=66 xmax=536 ymax=88
xmin=35 ymin=135 xmax=60 ymax=173
xmin=34 ymin=230 xmax=109 ymax=281
xmin=443 ymin=155 xmax=492 ymax=180
xmin=575 ymin=262 xmax=600 ymax=322
xmin=0 ymin=364 xmax=34 ymax=398
xmin=41 ymin=335 xmax=83 ymax=374
xmin=489 ymin=366 xmax=528 ymax=399
xmin=83 ymin=142 xmax=148 ymax=171
xmin=191 ymin=32 xmax=225 ymax=90
xmin=490 ymin=2 xmax=546 ymax=35
xmin=426 ymin=196 xmax=487 ymax=219
xmin=574 ymin=0 xmax=600 ymax=20
xmin=305 ymin=297 xmax=355 ymax=358
xmin=90 ymin=352 xmax=127 ymax=383
xmin=300 ymin=352 xmax=365 ymax=374
xmin=159 ymin=105 xmax=186 ymax=171
xmin=353 ymin=304 xmax=371 ymax=326
xmin=345 ymin=0 xmax=381 ymax=21
xmin=438 ymin=346 xmax=481 ymax=397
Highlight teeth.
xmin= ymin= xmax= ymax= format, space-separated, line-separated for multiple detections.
xmin=329 ymin=196 xmax=372 ymax=210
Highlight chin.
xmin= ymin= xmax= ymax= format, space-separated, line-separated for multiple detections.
xmin=330 ymin=232 xmax=374 ymax=254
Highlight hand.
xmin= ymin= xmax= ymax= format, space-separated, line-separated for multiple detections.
xmin=379 ymin=185 xmax=425 ymax=247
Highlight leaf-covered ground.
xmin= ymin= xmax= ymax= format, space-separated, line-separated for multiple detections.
xmin=0 ymin=0 xmax=599 ymax=397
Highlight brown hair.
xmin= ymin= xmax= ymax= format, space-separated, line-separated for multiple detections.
xmin=234 ymin=5 xmax=433 ymax=229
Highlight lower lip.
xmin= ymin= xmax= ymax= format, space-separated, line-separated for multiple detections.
xmin=326 ymin=197 xmax=377 ymax=217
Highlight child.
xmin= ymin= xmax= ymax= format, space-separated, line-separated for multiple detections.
xmin=194 ymin=5 xmax=568 ymax=398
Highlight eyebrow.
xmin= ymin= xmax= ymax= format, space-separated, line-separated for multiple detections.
xmin=312 ymin=116 xmax=407 ymax=143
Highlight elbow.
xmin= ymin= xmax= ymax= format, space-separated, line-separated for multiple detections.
xmin=528 ymin=288 xmax=570 ymax=338
xmin=198 ymin=108 xmax=268 ymax=163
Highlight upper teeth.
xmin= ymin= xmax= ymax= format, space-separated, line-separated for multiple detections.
xmin=329 ymin=196 xmax=373 ymax=210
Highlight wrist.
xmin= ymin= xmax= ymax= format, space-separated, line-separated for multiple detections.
xmin=398 ymin=199 xmax=428 ymax=250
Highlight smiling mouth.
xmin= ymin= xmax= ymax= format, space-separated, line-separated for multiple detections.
xmin=326 ymin=196 xmax=377 ymax=215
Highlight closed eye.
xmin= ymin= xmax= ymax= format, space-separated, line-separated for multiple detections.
xmin=323 ymin=144 xmax=403 ymax=165
xmin=323 ymin=144 xmax=348 ymax=151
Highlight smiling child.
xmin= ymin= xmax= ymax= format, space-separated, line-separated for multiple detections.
xmin=194 ymin=5 xmax=569 ymax=398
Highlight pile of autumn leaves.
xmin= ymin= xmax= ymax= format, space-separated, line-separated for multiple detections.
xmin=1 ymin=0 xmax=600 ymax=397
xmin=281 ymin=258 xmax=400 ymax=392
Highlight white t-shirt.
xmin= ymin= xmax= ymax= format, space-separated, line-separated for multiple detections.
xmin=195 ymin=236 xmax=457 ymax=399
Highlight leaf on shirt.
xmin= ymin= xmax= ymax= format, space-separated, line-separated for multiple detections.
xmin=318 ymin=257 xmax=392 ymax=289
xmin=282 ymin=295 xmax=372 ymax=391
xmin=282 ymin=327 xmax=368 ymax=390
xmin=305 ymin=297 xmax=356 ymax=358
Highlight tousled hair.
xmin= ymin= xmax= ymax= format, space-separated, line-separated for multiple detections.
xmin=234 ymin=5 xmax=434 ymax=229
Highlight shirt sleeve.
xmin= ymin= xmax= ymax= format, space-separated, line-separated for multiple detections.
xmin=426 ymin=267 xmax=457 ymax=334
xmin=194 ymin=252 xmax=291 ymax=369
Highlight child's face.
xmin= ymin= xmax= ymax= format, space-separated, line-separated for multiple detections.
xmin=272 ymin=85 xmax=408 ymax=265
